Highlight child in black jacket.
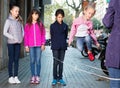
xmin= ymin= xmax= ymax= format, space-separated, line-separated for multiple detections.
xmin=50 ymin=9 xmax=68 ymax=86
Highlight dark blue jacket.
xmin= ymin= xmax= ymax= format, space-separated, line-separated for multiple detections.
xmin=50 ymin=21 xmax=68 ymax=50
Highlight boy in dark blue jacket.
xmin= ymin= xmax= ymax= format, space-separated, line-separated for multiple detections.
xmin=50 ymin=9 xmax=68 ymax=86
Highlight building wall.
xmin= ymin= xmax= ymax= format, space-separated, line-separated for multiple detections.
xmin=0 ymin=0 xmax=9 ymax=70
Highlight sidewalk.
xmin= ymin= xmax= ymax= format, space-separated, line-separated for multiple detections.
xmin=0 ymin=46 xmax=109 ymax=88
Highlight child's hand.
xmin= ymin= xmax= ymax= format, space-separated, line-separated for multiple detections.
xmin=68 ymin=42 xmax=71 ymax=47
xmin=41 ymin=45 xmax=45 ymax=51
xmin=25 ymin=46 xmax=29 ymax=52
xmin=96 ymin=43 xmax=100 ymax=49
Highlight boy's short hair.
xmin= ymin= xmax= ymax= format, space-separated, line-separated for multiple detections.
xmin=55 ymin=9 xmax=65 ymax=17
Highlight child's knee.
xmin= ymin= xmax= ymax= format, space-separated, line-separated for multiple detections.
xmin=36 ymin=59 xmax=41 ymax=65
xmin=30 ymin=58 xmax=35 ymax=64
xmin=85 ymin=36 xmax=91 ymax=42
xmin=30 ymin=61 xmax=35 ymax=64
xmin=77 ymin=46 xmax=83 ymax=52
xmin=85 ymin=38 xmax=91 ymax=43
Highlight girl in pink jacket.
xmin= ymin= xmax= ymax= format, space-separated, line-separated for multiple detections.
xmin=69 ymin=4 xmax=99 ymax=61
xmin=24 ymin=8 xmax=45 ymax=84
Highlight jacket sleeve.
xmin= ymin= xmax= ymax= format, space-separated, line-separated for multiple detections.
xmin=103 ymin=0 xmax=115 ymax=29
xmin=24 ymin=24 xmax=29 ymax=46
xmin=22 ymin=24 xmax=24 ymax=37
xmin=87 ymin=22 xmax=99 ymax=45
xmin=65 ymin=25 xmax=68 ymax=39
xmin=41 ymin=23 xmax=46 ymax=45
xmin=89 ymin=29 xmax=99 ymax=45
xmin=68 ymin=22 xmax=77 ymax=44
xmin=3 ymin=20 xmax=14 ymax=39
xmin=50 ymin=24 xmax=53 ymax=39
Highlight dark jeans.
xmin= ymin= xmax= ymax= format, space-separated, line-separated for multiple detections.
xmin=7 ymin=43 xmax=21 ymax=77
xmin=52 ymin=50 xmax=65 ymax=79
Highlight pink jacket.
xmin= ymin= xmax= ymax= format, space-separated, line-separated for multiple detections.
xmin=24 ymin=22 xmax=46 ymax=47
xmin=69 ymin=16 xmax=98 ymax=45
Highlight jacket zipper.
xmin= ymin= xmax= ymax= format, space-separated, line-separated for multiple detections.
xmin=33 ymin=24 xmax=36 ymax=46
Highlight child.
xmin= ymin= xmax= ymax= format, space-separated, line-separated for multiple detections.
xmin=68 ymin=3 xmax=99 ymax=61
xmin=50 ymin=9 xmax=68 ymax=86
xmin=24 ymin=8 xmax=46 ymax=84
xmin=3 ymin=5 xmax=24 ymax=84
xmin=103 ymin=0 xmax=120 ymax=88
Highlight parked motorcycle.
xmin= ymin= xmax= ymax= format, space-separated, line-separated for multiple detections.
xmin=45 ymin=39 xmax=51 ymax=46
xmin=81 ymin=42 xmax=101 ymax=57
xmin=81 ymin=33 xmax=105 ymax=57
xmin=81 ymin=33 xmax=109 ymax=75
xmin=98 ymin=35 xmax=109 ymax=75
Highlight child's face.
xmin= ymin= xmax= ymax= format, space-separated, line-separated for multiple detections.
xmin=10 ymin=7 xmax=20 ymax=18
xmin=84 ymin=8 xmax=95 ymax=20
xmin=32 ymin=13 xmax=39 ymax=21
xmin=56 ymin=14 xmax=64 ymax=24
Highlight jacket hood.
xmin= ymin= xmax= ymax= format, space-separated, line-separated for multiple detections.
xmin=8 ymin=14 xmax=17 ymax=21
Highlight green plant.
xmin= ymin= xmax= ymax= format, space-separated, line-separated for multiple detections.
xmin=92 ymin=18 xmax=101 ymax=29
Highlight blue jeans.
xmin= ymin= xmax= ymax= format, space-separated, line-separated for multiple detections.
xmin=29 ymin=47 xmax=42 ymax=77
xmin=76 ymin=35 xmax=92 ymax=51
xmin=7 ymin=43 xmax=21 ymax=77
xmin=108 ymin=68 xmax=120 ymax=88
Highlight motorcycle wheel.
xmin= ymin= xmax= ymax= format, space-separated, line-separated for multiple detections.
xmin=92 ymin=48 xmax=99 ymax=56
xmin=81 ymin=50 xmax=88 ymax=57
xmin=101 ymin=58 xmax=109 ymax=75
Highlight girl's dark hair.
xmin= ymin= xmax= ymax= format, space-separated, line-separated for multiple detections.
xmin=27 ymin=8 xmax=41 ymax=24
xmin=17 ymin=15 xmax=23 ymax=24
xmin=27 ymin=8 xmax=44 ymax=32
xmin=9 ymin=4 xmax=19 ymax=10
xmin=55 ymin=9 xmax=65 ymax=17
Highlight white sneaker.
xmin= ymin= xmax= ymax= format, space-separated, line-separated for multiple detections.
xmin=14 ymin=76 xmax=21 ymax=84
xmin=8 ymin=77 xmax=16 ymax=84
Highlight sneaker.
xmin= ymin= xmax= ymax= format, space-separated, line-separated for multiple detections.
xmin=88 ymin=52 xmax=95 ymax=61
xmin=52 ymin=79 xmax=57 ymax=86
xmin=8 ymin=77 xmax=16 ymax=84
xmin=30 ymin=76 xmax=35 ymax=84
xmin=59 ymin=79 xmax=66 ymax=86
xmin=35 ymin=76 xmax=40 ymax=84
xmin=14 ymin=76 xmax=21 ymax=84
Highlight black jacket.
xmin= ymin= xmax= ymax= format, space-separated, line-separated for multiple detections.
xmin=50 ymin=21 xmax=68 ymax=50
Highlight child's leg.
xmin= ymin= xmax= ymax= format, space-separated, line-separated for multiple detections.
xmin=76 ymin=37 xmax=84 ymax=52
xmin=58 ymin=50 xmax=65 ymax=79
xmin=7 ymin=44 xmax=14 ymax=77
xmin=35 ymin=47 xmax=42 ymax=77
xmin=29 ymin=47 xmax=36 ymax=77
xmin=85 ymin=36 xmax=95 ymax=61
xmin=52 ymin=50 xmax=59 ymax=79
xmin=14 ymin=44 xmax=21 ymax=77
xmin=84 ymin=35 xmax=92 ymax=53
